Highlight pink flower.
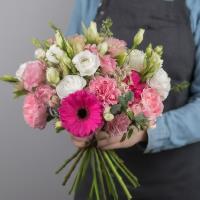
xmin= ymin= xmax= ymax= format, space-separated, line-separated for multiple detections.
xmin=100 ymin=55 xmax=117 ymax=74
xmin=106 ymin=113 xmax=131 ymax=136
xmin=141 ymin=88 xmax=164 ymax=119
xmin=89 ymin=76 xmax=121 ymax=106
xmin=35 ymin=84 xmax=56 ymax=104
xmin=85 ymin=44 xmax=98 ymax=54
xmin=106 ymin=37 xmax=127 ymax=57
xmin=124 ymin=70 xmax=146 ymax=103
xmin=131 ymin=88 xmax=163 ymax=120
xmin=23 ymin=94 xmax=47 ymax=129
xmin=58 ymin=90 xmax=103 ymax=137
xmin=22 ymin=61 xmax=46 ymax=91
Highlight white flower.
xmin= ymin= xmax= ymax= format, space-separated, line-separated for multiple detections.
xmin=72 ymin=50 xmax=100 ymax=76
xmin=46 ymin=44 xmax=64 ymax=64
xmin=34 ymin=48 xmax=46 ymax=60
xmin=148 ymin=68 xmax=171 ymax=100
xmin=127 ymin=50 xmax=145 ymax=72
xmin=56 ymin=75 xmax=87 ymax=99
xmin=15 ymin=62 xmax=34 ymax=81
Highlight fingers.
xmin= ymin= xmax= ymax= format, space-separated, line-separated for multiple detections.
xmin=70 ymin=135 xmax=92 ymax=148
xmin=97 ymin=135 xmax=122 ymax=148
xmin=95 ymin=131 xmax=109 ymax=141
xmin=100 ymin=142 xmax=123 ymax=150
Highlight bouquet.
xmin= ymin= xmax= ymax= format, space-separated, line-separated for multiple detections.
xmin=1 ymin=19 xmax=173 ymax=199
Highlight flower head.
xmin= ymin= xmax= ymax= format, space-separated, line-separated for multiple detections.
xmin=106 ymin=113 xmax=131 ymax=136
xmin=22 ymin=61 xmax=46 ymax=91
xmin=100 ymin=55 xmax=117 ymax=74
xmin=46 ymin=44 xmax=64 ymax=64
xmin=59 ymin=90 xmax=103 ymax=137
xmin=89 ymin=76 xmax=121 ymax=106
xmin=23 ymin=94 xmax=47 ymax=129
xmin=56 ymin=75 xmax=86 ymax=99
xmin=72 ymin=50 xmax=100 ymax=76
xmin=106 ymin=37 xmax=127 ymax=57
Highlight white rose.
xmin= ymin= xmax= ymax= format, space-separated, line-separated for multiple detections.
xmin=148 ymin=68 xmax=171 ymax=100
xmin=56 ymin=75 xmax=87 ymax=99
xmin=127 ymin=50 xmax=145 ymax=72
xmin=46 ymin=44 xmax=64 ymax=64
xmin=72 ymin=50 xmax=100 ymax=76
xmin=35 ymin=48 xmax=46 ymax=60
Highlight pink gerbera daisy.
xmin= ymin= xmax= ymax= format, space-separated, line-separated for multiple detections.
xmin=58 ymin=90 xmax=103 ymax=137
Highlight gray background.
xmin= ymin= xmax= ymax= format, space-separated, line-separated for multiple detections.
xmin=0 ymin=0 xmax=76 ymax=200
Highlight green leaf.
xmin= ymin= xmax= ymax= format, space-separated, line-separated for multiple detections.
xmin=172 ymin=81 xmax=190 ymax=92
xmin=125 ymin=91 xmax=133 ymax=102
xmin=133 ymin=114 xmax=149 ymax=130
xmin=13 ymin=89 xmax=28 ymax=98
xmin=0 ymin=75 xmax=19 ymax=83
xmin=110 ymin=104 xmax=122 ymax=115
xmin=120 ymin=133 xmax=127 ymax=142
xmin=127 ymin=111 xmax=134 ymax=120
xmin=127 ymin=128 xmax=133 ymax=139
xmin=32 ymin=38 xmax=43 ymax=48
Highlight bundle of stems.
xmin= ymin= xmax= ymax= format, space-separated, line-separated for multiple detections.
xmin=55 ymin=145 xmax=140 ymax=200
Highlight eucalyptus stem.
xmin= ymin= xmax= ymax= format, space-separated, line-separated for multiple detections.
xmin=62 ymin=150 xmax=84 ymax=186
xmin=103 ymin=151 xmax=132 ymax=200
xmin=55 ymin=149 xmax=82 ymax=174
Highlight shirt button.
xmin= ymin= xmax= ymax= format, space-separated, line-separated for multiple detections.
xmin=100 ymin=10 xmax=105 ymax=16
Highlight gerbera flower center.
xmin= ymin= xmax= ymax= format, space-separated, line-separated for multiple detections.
xmin=77 ymin=108 xmax=88 ymax=119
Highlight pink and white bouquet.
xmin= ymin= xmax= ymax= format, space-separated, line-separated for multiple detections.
xmin=1 ymin=19 xmax=171 ymax=199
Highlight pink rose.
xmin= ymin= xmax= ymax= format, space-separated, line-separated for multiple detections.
xmin=141 ymin=88 xmax=164 ymax=119
xmin=100 ymin=55 xmax=117 ymax=74
xmin=89 ymin=76 xmax=121 ymax=106
xmin=23 ymin=94 xmax=47 ymax=129
xmin=35 ymin=84 xmax=56 ymax=104
xmin=22 ymin=61 xmax=46 ymax=91
xmin=106 ymin=113 xmax=131 ymax=136
xmin=106 ymin=37 xmax=127 ymax=57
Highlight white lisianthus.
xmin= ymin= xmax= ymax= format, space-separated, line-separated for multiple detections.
xmin=46 ymin=44 xmax=64 ymax=64
xmin=72 ymin=50 xmax=100 ymax=76
xmin=34 ymin=48 xmax=46 ymax=60
xmin=15 ymin=62 xmax=32 ymax=81
xmin=56 ymin=75 xmax=87 ymax=99
xmin=127 ymin=49 xmax=145 ymax=72
xmin=147 ymin=68 xmax=171 ymax=100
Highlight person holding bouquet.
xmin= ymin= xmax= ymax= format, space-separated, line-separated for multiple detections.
xmin=67 ymin=0 xmax=200 ymax=199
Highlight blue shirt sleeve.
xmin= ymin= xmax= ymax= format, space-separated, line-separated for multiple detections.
xmin=145 ymin=0 xmax=200 ymax=153
xmin=66 ymin=0 xmax=100 ymax=35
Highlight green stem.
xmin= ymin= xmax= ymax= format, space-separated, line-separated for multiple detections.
xmin=55 ymin=149 xmax=82 ymax=174
xmin=103 ymin=151 xmax=132 ymax=200
xmin=94 ymin=149 xmax=107 ymax=200
xmin=91 ymin=149 xmax=100 ymax=200
xmin=62 ymin=150 xmax=84 ymax=186
xmin=109 ymin=151 xmax=139 ymax=188
xmin=97 ymin=149 xmax=118 ymax=200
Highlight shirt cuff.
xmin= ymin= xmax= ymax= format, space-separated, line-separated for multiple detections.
xmin=144 ymin=116 xmax=170 ymax=153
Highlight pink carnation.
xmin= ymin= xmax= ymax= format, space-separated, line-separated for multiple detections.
xmin=106 ymin=113 xmax=131 ymax=136
xmin=89 ymin=76 xmax=121 ymax=106
xmin=23 ymin=94 xmax=47 ymax=129
xmin=106 ymin=37 xmax=127 ymax=57
xmin=22 ymin=61 xmax=46 ymax=91
xmin=131 ymin=88 xmax=163 ymax=120
xmin=124 ymin=70 xmax=146 ymax=103
xmin=35 ymin=84 xmax=56 ymax=104
xmin=100 ymin=55 xmax=117 ymax=74
xmin=85 ymin=44 xmax=98 ymax=54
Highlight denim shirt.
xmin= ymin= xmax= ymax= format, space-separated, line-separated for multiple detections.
xmin=66 ymin=0 xmax=200 ymax=153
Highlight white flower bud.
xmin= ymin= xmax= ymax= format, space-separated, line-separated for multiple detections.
xmin=133 ymin=28 xmax=145 ymax=48
xmin=35 ymin=48 xmax=46 ymax=60
xmin=98 ymin=42 xmax=108 ymax=55
xmin=46 ymin=44 xmax=64 ymax=64
xmin=46 ymin=67 xmax=60 ymax=85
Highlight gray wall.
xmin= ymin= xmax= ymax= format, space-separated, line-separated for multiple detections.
xmin=0 ymin=0 xmax=76 ymax=200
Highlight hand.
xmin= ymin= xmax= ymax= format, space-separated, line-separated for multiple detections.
xmin=70 ymin=135 xmax=92 ymax=149
xmin=97 ymin=130 xmax=147 ymax=150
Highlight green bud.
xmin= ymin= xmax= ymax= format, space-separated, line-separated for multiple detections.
xmin=154 ymin=45 xmax=163 ymax=56
xmin=55 ymin=30 xmax=64 ymax=48
xmin=98 ymin=41 xmax=108 ymax=55
xmin=46 ymin=67 xmax=60 ymax=85
xmin=145 ymin=43 xmax=153 ymax=57
xmin=55 ymin=120 xmax=64 ymax=133
xmin=133 ymin=28 xmax=145 ymax=48
xmin=116 ymin=52 xmax=128 ymax=66
xmin=104 ymin=112 xmax=114 ymax=122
